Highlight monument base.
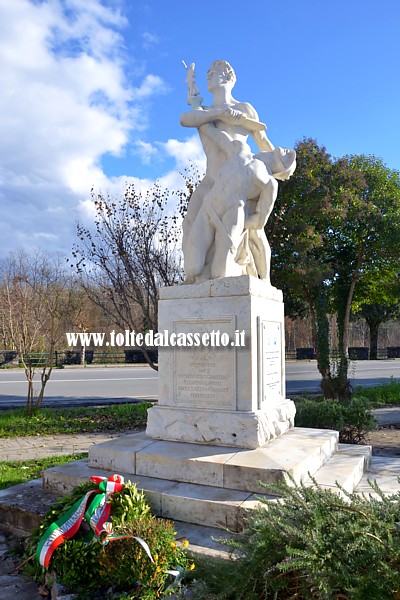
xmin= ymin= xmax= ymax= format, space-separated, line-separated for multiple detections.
xmin=146 ymin=275 xmax=295 ymax=449
xmin=146 ymin=402 xmax=296 ymax=449
xmin=42 ymin=429 xmax=372 ymax=533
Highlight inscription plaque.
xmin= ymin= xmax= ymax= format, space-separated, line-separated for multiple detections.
xmin=173 ymin=317 xmax=236 ymax=410
xmin=258 ymin=320 xmax=283 ymax=406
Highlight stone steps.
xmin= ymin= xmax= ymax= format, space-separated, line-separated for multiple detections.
xmin=1 ymin=445 xmax=399 ymax=556
xmin=41 ymin=447 xmax=374 ymax=533
xmin=41 ymin=429 xmax=375 ymax=533
xmin=87 ymin=427 xmax=339 ymax=494
xmin=43 ymin=458 xmax=275 ymax=531
xmin=0 ymin=479 xmax=58 ymax=537
xmin=304 ymin=444 xmax=372 ymax=497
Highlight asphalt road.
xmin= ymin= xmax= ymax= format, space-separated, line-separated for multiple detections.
xmin=0 ymin=366 xmax=157 ymax=408
xmin=0 ymin=360 xmax=400 ymax=408
xmin=285 ymin=359 xmax=400 ymax=394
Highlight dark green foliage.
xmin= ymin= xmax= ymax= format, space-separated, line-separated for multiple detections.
xmin=201 ymin=480 xmax=400 ymax=599
xmin=294 ymin=395 xmax=375 ymax=443
xmin=97 ymin=516 xmax=190 ymax=597
xmin=340 ymin=396 xmax=377 ymax=443
xmin=267 ymin=141 xmax=400 ymax=399
xmin=294 ymin=396 xmax=345 ymax=431
xmin=25 ymin=481 xmax=191 ymax=598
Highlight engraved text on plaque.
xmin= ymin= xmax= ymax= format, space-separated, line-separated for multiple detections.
xmin=173 ymin=317 xmax=236 ymax=410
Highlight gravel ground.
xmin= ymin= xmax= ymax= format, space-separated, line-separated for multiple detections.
xmin=367 ymin=424 xmax=400 ymax=455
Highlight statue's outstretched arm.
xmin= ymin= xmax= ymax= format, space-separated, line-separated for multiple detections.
xmin=180 ymin=107 xmax=223 ymax=128
xmin=233 ymin=102 xmax=275 ymax=151
xmin=253 ymin=129 xmax=275 ymax=152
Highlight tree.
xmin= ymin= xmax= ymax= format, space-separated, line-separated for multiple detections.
xmin=352 ymin=272 xmax=400 ymax=360
xmin=266 ymin=139 xmax=400 ymax=399
xmin=0 ymin=250 xmax=81 ymax=412
xmin=358 ymin=303 xmax=400 ymax=359
xmin=69 ymin=177 xmax=196 ymax=370
xmin=65 ymin=286 xmax=111 ymax=365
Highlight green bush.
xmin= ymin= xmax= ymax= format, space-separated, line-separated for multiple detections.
xmin=200 ymin=480 xmax=400 ymax=599
xmin=25 ymin=480 xmax=192 ymax=598
xmin=294 ymin=396 xmax=375 ymax=443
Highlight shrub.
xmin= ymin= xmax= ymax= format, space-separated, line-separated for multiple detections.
xmin=25 ymin=480 xmax=192 ymax=598
xmin=204 ymin=479 xmax=400 ymax=599
xmin=340 ymin=396 xmax=376 ymax=444
xmin=294 ymin=396 xmax=375 ymax=443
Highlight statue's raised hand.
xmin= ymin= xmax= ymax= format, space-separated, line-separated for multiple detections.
xmin=218 ymin=107 xmax=266 ymax=132
xmin=220 ymin=107 xmax=244 ymax=123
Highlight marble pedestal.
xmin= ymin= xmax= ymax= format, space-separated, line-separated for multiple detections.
xmin=42 ymin=277 xmax=372 ymax=536
xmin=146 ymin=275 xmax=296 ymax=449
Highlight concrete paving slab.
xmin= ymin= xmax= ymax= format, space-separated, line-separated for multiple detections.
xmin=88 ymin=431 xmax=155 ymax=473
xmin=0 ymin=533 xmax=43 ymax=599
xmin=0 ymin=479 xmax=58 ymax=537
xmin=160 ymin=481 xmax=251 ymax=531
xmin=355 ymin=455 xmax=400 ymax=497
xmin=0 ymin=430 xmax=139 ymax=462
xmin=372 ymin=407 xmax=400 ymax=425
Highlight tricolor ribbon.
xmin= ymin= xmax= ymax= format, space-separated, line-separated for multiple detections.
xmin=36 ymin=474 xmax=124 ymax=567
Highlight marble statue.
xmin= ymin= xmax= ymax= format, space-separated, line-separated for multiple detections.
xmin=182 ymin=60 xmax=203 ymax=109
xmin=180 ymin=59 xmax=296 ymax=284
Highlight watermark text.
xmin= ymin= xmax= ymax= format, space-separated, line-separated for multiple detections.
xmin=66 ymin=329 xmax=246 ymax=348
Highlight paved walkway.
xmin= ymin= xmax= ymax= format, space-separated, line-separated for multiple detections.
xmin=0 ymin=430 xmax=139 ymax=462
xmin=371 ymin=406 xmax=400 ymax=425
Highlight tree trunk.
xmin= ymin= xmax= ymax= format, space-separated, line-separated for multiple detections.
xmin=308 ymin=287 xmax=336 ymax=398
xmin=36 ymin=367 xmax=52 ymax=409
xmin=368 ymin=321 xmax=379 ymax=360
xmin=27 ymin=377 xmax=34 ymax=414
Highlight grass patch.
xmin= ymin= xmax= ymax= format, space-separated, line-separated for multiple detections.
xmin=354 ymin=378 xmax=400 ymax=406
xmin=0 ymin=402 xmax=150 ymax=438
xmin=0 ymin=454 xmax=87 ymax=490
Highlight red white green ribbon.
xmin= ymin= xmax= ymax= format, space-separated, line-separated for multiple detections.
xmin=36 ymin=474 xmax=124 ymax=567
xmin=88 ymin=475 xmax=124 ymax=539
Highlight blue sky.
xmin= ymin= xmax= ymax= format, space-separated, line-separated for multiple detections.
xmin=0 ymin=0 xmax=399 ymax=258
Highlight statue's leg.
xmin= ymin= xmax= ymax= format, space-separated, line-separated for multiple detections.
xmin=248 ymin=229 xmax=271 ymax=282
xmin=184 ymin=208 xmax=214 ymax=282
xmin=182 ymin=179 xmax=212 ymax=257
xmin=211 ymin=201 xmax=245 ymax=279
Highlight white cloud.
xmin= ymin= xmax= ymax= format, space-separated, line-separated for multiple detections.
xmin=0 ymin=0 xmax=171 ymax=258
xmin=142 ymin=31 xmax=160 ymax=50
xmin=161 ymin=136 xmax=206 ymax=171
xmin=78 ymin=171 xmax=148 ymax=210
xmin=133 ymin=140 xmax=160 ymax=165
xmin=131 ymin=74 xmax=169 ymax=100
